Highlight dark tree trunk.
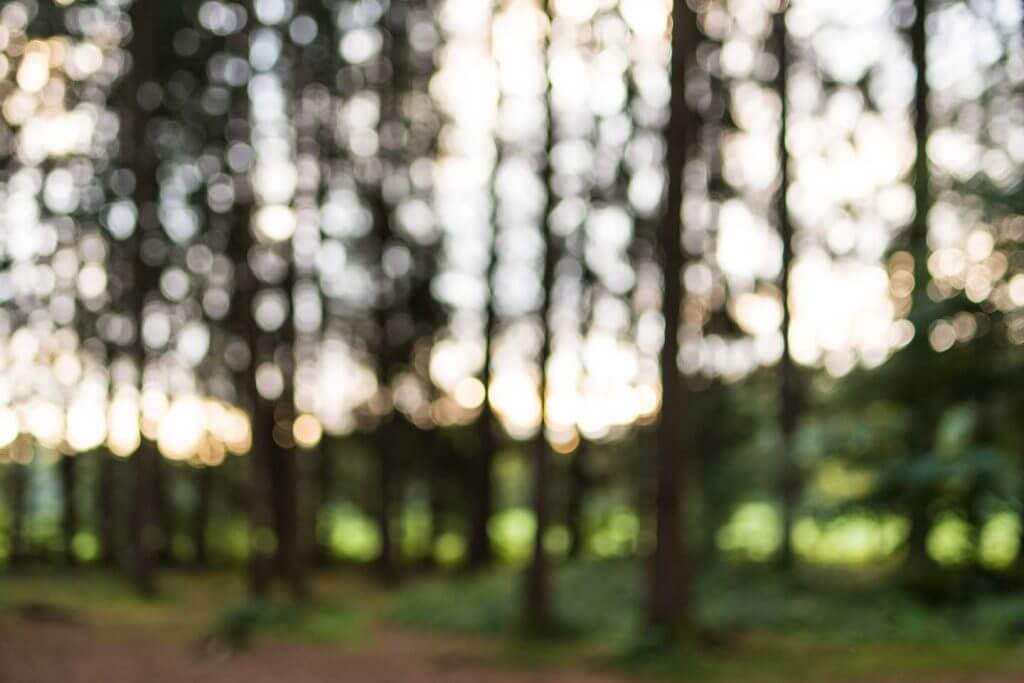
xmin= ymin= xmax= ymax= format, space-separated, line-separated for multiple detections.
xmin=96 ymin=450 xmax=117 ymax=567
xmin=193 ymin=466 xmax=213 ymax=567
xmin=314 ymin=438 xmax=335 ymax=565
xmin=649 ymin=0 xmax=699 ymax=632
xmin=132 ymin=443 xmax=160 ymax=596
xmin=773 ymin=7 xmax=801 ymax=571
xmin=523 ymin=0 xmax=558 ymax=633
xmin=59 ymin=457 xmax=77 ymax=566
xmin=8 ymin=464 xmax=27 ymax=567
xmin=154 ymin=455 xmax=173 ymax=566
xmin=906 ymin=0 xmax=934 ymax=574
xmin=467 ymin=400 xmax=496 ymax=569
xmin=249 ymin=400 xmax=275 ymax=597
xmin=567 ymin=440 xmax=589 ymax=559
xmin=124 ymin=0 xmax=171 ymax=596
xmin=467 ymin=113 xmax=503 ymax=570
xmin=428 ymin=434 xmax=446 ymax=565
xmin=271 ymin=436 xmax=306 ymax=599
xmin=374 ymin=424 xmax=399 ymax=583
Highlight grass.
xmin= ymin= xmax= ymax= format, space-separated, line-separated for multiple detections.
xmin=205 ymin=598 xmax=365 ymax=650
xmin=0 ymin=567 xmax=246 ymax=627
xmin=4 ymin=563 xmax=1024 ymax=681
xmin=388 ymin=560 xmax=1024 ymax=681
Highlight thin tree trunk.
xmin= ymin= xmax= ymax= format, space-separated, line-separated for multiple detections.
xmin=193 ymin=466 xmax=213 ymax=567
xmin=154 ymin=455 xmax=173 ymax=566
xmin=8 ymin=464 xmax=27 ymax=567
xmin=315 ymin=437 xmax=334 ymax=565
xmin=132 ymin=443 xmax=160 ymax=596
xmin=428 ymin=432 xmax=446 ymax=567
xmin=649 ymin=0 xmax=699 ymax=632
xmin=125 ymin=0 xmax=170 ymax=597
xmin=523 ymin=0 xmax=558 ymax=633
xmin=467 ymin=395 xmax=496 ymax=569
xmin=374 ymin=424 xmax=399 ymax=583
xmin=567 ymin=440 xmax=589 ymax=559
xmin=96 ymin=450 xmax=117 ymax=567
xmin=467 ymin=91 xmax=503 ymax=570
xmin=271 ymin=436 xmax=306 ymax=599
xmin=249 ymin=400 xmax=275 ymax=597
xmin=59 ymin=456 xmax=77 ymax=566
xmin=773 ymin=6 xmax=800 ymax=571
xmin=906 ymin=0 xmax=934 ymax=575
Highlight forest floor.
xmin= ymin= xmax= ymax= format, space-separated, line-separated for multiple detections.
xmin=2 ymin=568 xmax=1024 ymax=683
xmin=0 ymin=617 xmax=631 ymax=683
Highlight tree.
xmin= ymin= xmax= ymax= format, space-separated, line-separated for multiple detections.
xmin=649 ymin=0 xmax=700 ymax=632
xmin=903 ymin=0 xmax=937 ymax=575
xmin=772 ymin=2 xmax=801 ymax=570
xmin=123 ymin=0 xmax=180 ymax=597
xmin=523 ymin=0 xmax=559 ymax=633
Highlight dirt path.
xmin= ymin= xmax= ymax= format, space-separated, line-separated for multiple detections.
xmin=0 ymin=617 xmax=629 ymax=683
xmin=4 ymin=614 xmax=1023 ymax=683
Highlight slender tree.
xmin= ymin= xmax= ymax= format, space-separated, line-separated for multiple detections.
xmin=904 ymin=0 xmax=936 ymax=575
xmin=59 ymin=455 xmax=77 ymax=565
xmin=649 ymin=0 xmax=700 ymax=631
xmin=468 ymin=218 xmax=499 ymax=570
xmin=124 ymin=0 xmax=179 ymax=596
xmin=772 ymin=3 xmax=801 ymax=570
xmin=523 ymin=0 xmax=559 ymax=632
xmin=7 ymin=455 xmax=28 ymax=567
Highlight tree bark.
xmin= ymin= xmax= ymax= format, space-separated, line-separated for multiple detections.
xmin=567 ymin=440 xmax=589 ymax=559
xmin=8 ymin=464 xmax=27 ymax=567
xmin=249 ymin=400 xmax=275 ymax=597
xmin=523 ymin=0 xmax=558 ymax=633
xmin=649 ymin=0 xmax=700 ymax=632
xmin=96 ymin=450 xmax=117 ymax=567
xmin=124 ymin=0 xmax=174 ymax=597
xmin=59 ymin=456 xmax=77 ymax=566
xmin=193 ymin=466 xmax=213 ymax=567
xmin=467 ymin=398 xmax=496 ymax=569
xmin=374 ymin=423 xmax=399 ymax=583
xmin=906 ymin=0 xmax=934 ymax=574
xmin=132 ymin=443 xmax=160 ymax=596
xmin=773 ymin=6 xmax=801 ymax=571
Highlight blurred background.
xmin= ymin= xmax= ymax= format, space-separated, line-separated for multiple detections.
xmin=0 ymin=0 xmax=1023 ymax=681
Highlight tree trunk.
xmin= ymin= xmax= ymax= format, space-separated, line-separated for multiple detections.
xmin=315 ymin=437 xmax=334 ymax=565
xmin=773 ymin=6 xmax=801 ymax=571
xmin=906 ymin=0 xmax=934 ymax=575
xmin=154 ymin=455 xmax=173 ymax=566
xmin=123 ymin=0 xmax=179 ymax=598
xmin=567 ymin=440 xmax=589 ymax=559
xmin=467 ymin=402 xmax=496 ymax=569
xmin=428 ymin=434 xmax=446 ymax=567
xmin=96 ymin=450 xmax=117 ymax=568
xmin=8 ymin=464 xmax=27 ymax=567
xmin=132 ymin=443 xmax=160 ymax=596
xmin=523 ymin=0 xmax=558 ymax=633
xmin=59 ymin=456 xmax=77 ymax=566
xmin=271 ymin=437 xmax=306 ymax=599
xmin=193 ymin=466 xmax=213 ymax=567
xmin=249 ymin=400 xmax=275 ymax=597
xmin=649 ymin=0 xmax=699 ymax=632
xmin=374 ymin=424 xmax=399 ymax=583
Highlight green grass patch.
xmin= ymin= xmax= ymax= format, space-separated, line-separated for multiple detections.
xmin=0 ymin=569 xmax=246 ymax=627
xmin=389 ymin=561 xmax=1024 ymax=681
xmin=205 ymin=598 xmax=365 ymax=650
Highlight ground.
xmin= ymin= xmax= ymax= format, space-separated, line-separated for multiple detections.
xmin=0 ymin=570 xmax=629 ymax=683
xmin=3 ymin=569 xmax=1024 ymax=683
xmin=0 ymin=619 xmax=631 ymax=683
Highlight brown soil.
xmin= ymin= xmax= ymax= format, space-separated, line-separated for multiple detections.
xmin=0 ymin=616 xmax=630 ymax=683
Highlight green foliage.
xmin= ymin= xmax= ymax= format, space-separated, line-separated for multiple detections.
xmin=205 ymin=599 xmax=364 ymax=650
